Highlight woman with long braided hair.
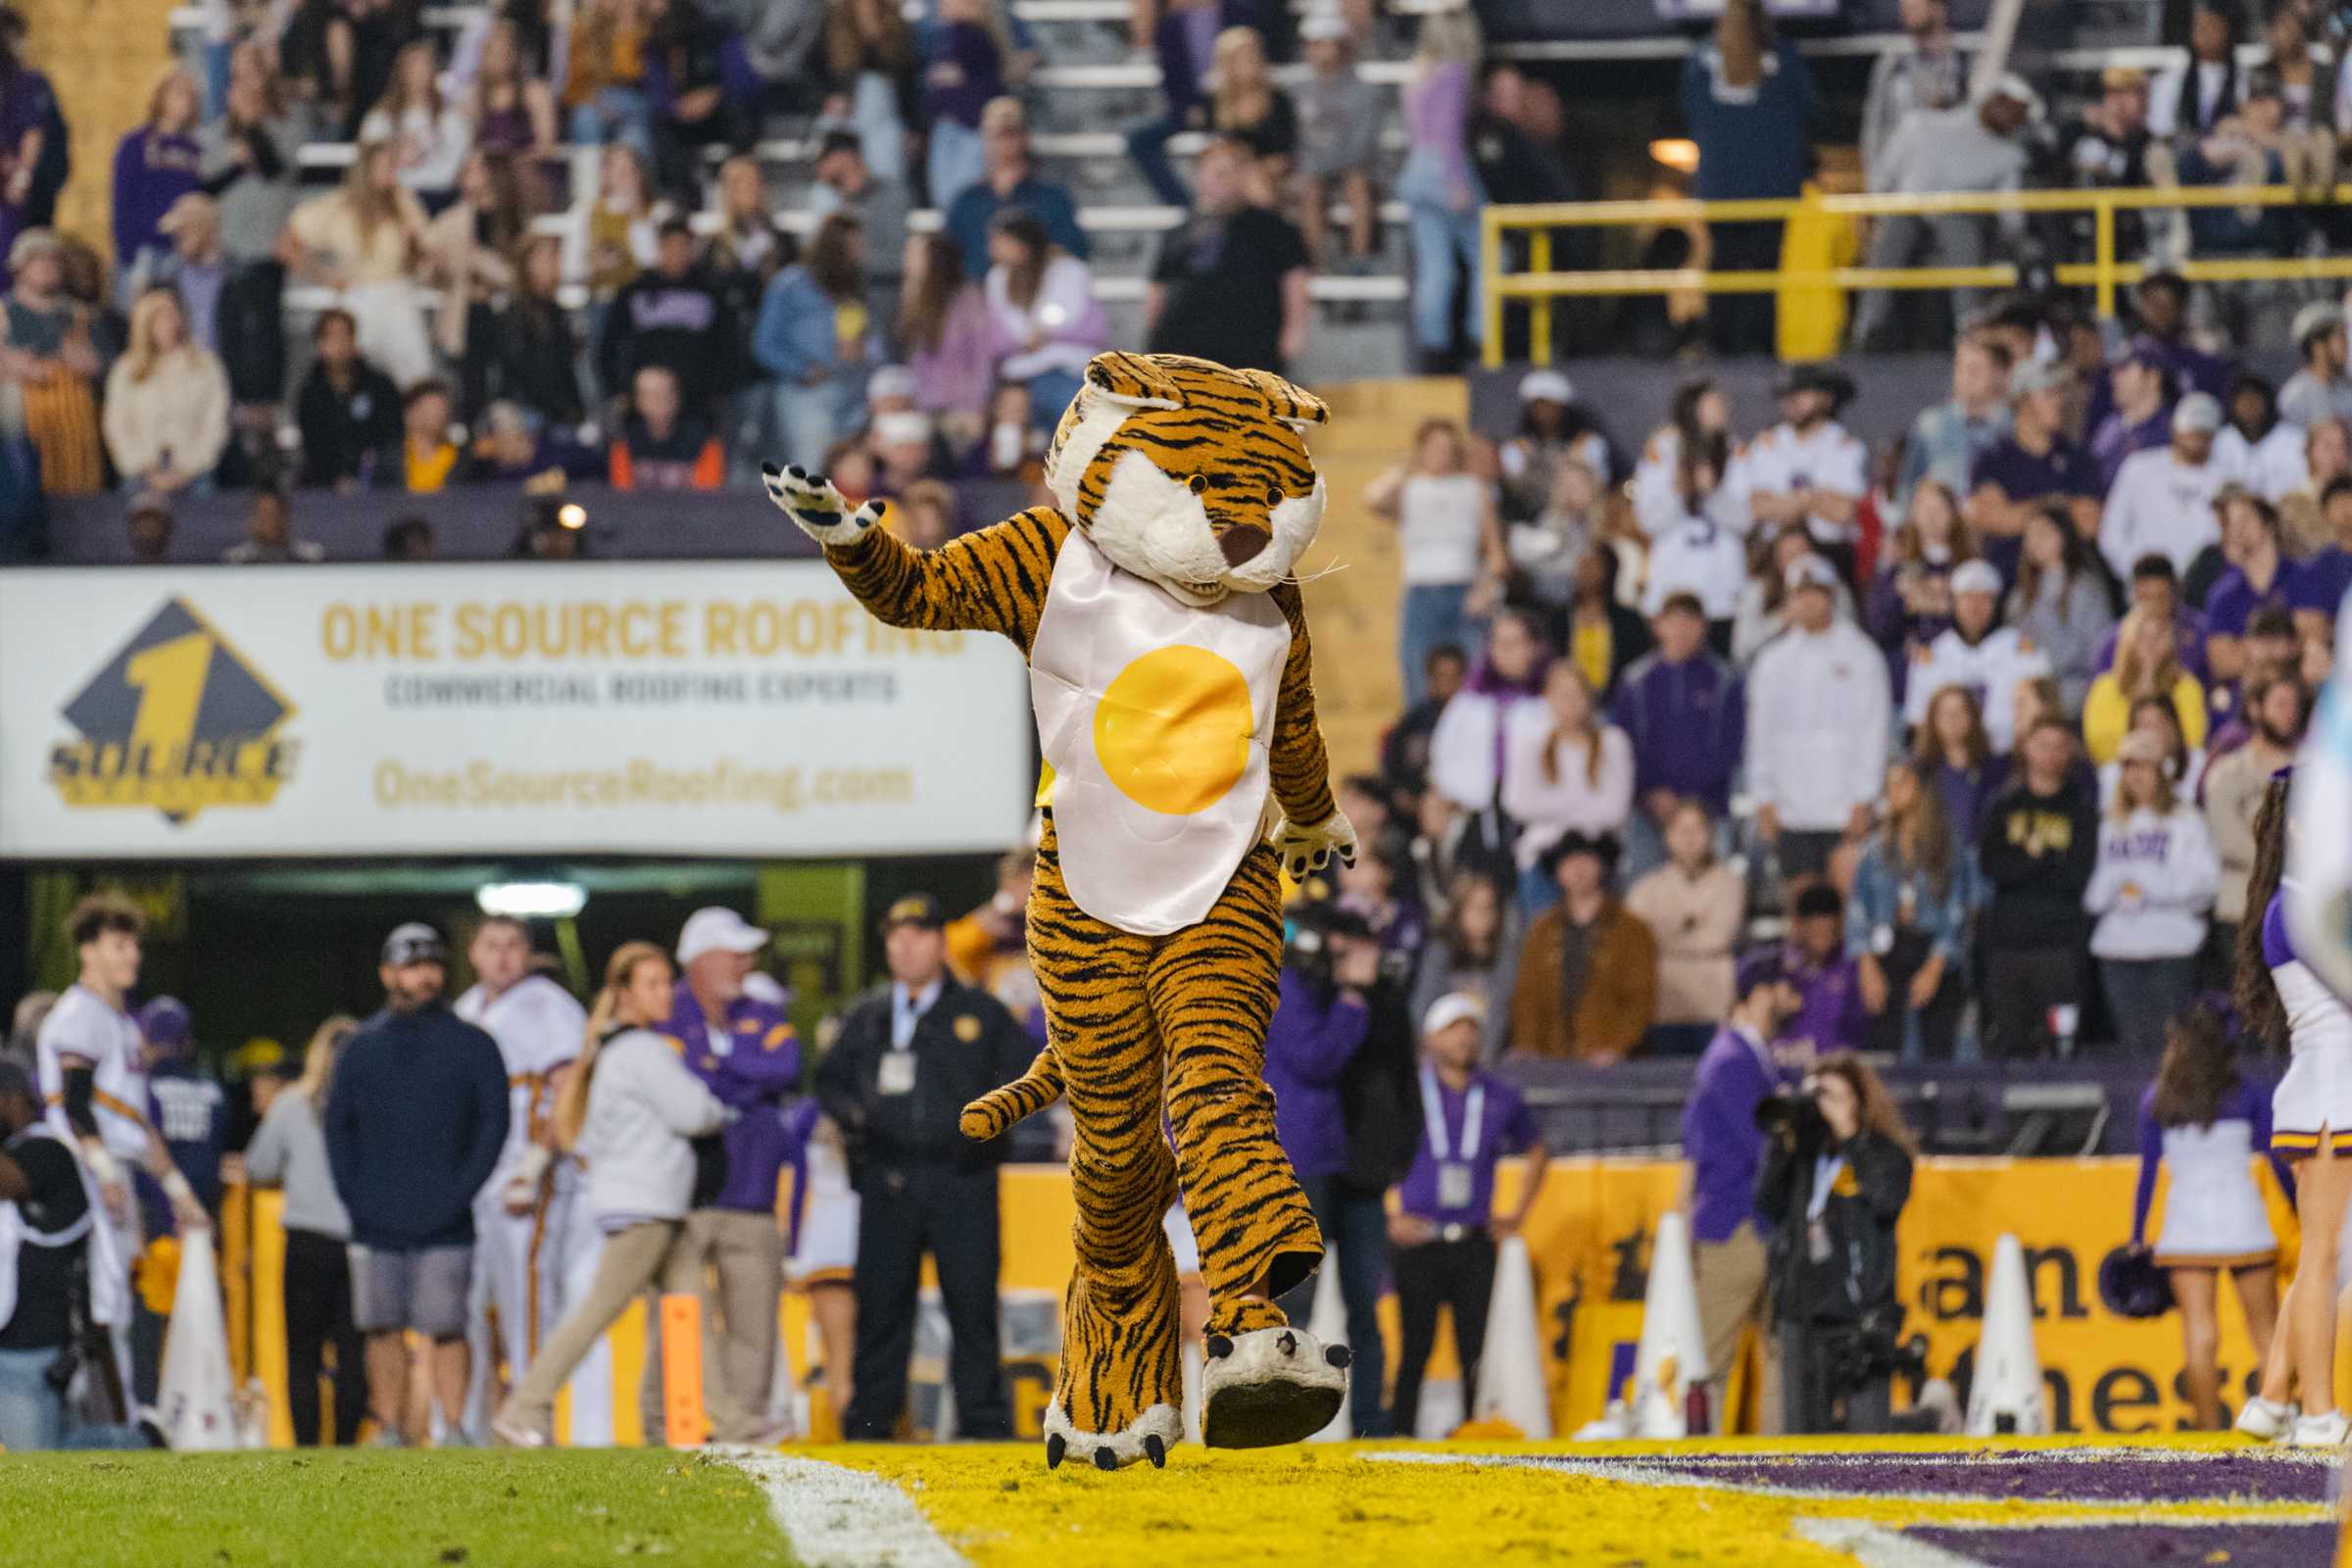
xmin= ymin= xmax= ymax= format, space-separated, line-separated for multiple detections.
xmin=2231 ymin=772 xmax=2352 ymax=1446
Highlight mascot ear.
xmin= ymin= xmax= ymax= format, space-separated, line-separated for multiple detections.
xmin=1237 ymin=368 xmax=1330 ymax=432
xmin=1083 ymin=351 xmax=1186 ymax=412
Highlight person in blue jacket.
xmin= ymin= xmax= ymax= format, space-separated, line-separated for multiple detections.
xmin=752 ymin=212 xmax=874 ymax=468
xmin=323 ymin=923 xmax=510 ymax=1447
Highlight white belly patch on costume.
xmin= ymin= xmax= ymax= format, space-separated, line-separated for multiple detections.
xmin=1029 ymin=528 xmax=1291 ymax=936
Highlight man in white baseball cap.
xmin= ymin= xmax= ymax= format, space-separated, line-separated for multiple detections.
xmin=1902 ymin=557 xmax=2052 ymax=754
xmin=663 ymin=906 xmax=800 ymax=1444
xmin=676 ymin=906 xmax=769 ymax=969
xmin=2100 ymin=389 xmax=2229 ymax=580
xmin=2280 ymin=300 xmax=2352 ymax=430
xmin=1388 ymin=991 xmax=1544 ymax=1437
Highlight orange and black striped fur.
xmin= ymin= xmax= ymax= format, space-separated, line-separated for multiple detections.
xmin=811 ymin=353 xmax=1338 ymax=1450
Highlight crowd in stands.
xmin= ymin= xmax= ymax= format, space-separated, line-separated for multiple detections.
xmin=0 ymin=0 xmax=1434 ymax=555
xmin=1367 ymin=270 xmax=2347 ymax=1060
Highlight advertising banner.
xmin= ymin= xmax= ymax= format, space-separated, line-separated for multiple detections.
xmin=0 ymin=564 xmax=1032 ymax=859
xmin=220 ymin=1156 xmax=2293 ymax=1444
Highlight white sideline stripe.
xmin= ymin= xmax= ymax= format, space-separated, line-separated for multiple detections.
xmin=1792 ymin=1519 xmax=1988 ymax=1568
xmin=713 ymin=1447 xmax=967 ymax=1568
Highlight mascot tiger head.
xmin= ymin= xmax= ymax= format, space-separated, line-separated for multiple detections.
xmin=1044 ymin=351 xmax=1330 ymax=609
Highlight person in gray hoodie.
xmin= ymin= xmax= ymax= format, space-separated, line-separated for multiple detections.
xmin=492 ymin=942 xmax=732 ymax=1447
xmin=243 ymin=1014 xmax=364 ymax=1446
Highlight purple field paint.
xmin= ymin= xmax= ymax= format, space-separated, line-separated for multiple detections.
xmin=1906 ymin=1521 xmax=2335 ymax=1568
xmin=1494 ymin=1449 xmax=2334 ymax=1503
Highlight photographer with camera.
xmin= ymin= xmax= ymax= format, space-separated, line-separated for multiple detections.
xmin=1268 ymin=901 xmax=1406 ymax=1437
xmin=0 ymin=1059 xmax=156 ymax=1450
xmin=1756 ymin=1053 xmax=1919 ymax=1435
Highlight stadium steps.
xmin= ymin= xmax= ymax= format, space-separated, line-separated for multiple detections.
xmin=32 ymin=0 xmax=180 ymax=263
xmin=1291 ymin=377 xmax=1468 ymax=776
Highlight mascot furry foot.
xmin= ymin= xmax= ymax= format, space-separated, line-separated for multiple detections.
xmin=1200 ymin=1326 xmax=1350 ymax=1448
xmin=1044 ymin=1401 xmax=1184 ymax=1472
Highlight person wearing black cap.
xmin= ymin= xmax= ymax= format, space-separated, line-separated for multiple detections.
xmin=323 ymin=923 xmax=510 ymax=1446
xmin=1732 ymin=366 xmax=1867 ymax=584
xmin=137 ymin=997 xmax=227 ymax=1224
xmin=816 ymin=892 xmax=1033 ymax=1442
xmin=0 ymin=1058 xmax=156 ymax=1451
xmin=1507 ymin=831 xmax=1657 ymax=1063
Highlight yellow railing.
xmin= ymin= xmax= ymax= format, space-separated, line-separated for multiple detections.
xmin=1480 ymin=183 xmax=2352 ymax=368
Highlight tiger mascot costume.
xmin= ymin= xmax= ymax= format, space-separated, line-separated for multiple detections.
xmin=765 ymin=351 xmax=1357 ymax=1472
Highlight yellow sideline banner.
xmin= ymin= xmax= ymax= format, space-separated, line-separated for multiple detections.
xmin=220 ymin=1156 xmax=2290 ymax=1444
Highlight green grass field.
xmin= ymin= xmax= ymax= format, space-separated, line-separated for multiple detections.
xmin=0 ymin=1449 xmax=795 ymax=1568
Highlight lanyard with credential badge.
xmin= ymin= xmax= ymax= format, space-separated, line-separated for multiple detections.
xmin=1422 ymin=1066 xmax=1485 ymax=1212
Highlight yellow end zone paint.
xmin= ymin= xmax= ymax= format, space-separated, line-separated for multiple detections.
xmin=820 ymin=1437 xmax=2336 ymax=1568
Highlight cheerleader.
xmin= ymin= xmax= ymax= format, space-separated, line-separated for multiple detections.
xmin=2233 ymin=771 xmax=2352 ymax=1446
xmin=783 ymin=1099 xmax=860 ymax=1424
xmin=2129 ymin=999 xmax=2289 ymax=1431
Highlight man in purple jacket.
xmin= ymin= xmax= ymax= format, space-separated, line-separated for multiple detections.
xmin=1611 ymin=594 xmax=1746 ymax=877
xmin=665 ymin=906 xmax=801 ymax=1445
xmin=1681 ymin=948 xmax=1801 ymax=1433
xmin=1264 ymin=903 xmax=1393 ymax=1436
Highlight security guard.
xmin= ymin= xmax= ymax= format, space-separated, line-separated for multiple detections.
xmin=817 ymin=893 xmax=1032 ymax=1442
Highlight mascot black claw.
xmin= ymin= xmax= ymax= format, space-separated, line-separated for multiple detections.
xmin=766 ymin=352 xmax=1357 ymax=1470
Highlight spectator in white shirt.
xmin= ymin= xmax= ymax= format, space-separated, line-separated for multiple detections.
xmin=2084 ymin=729 xmax=2220 ymax=1054
xmin=1369 ymin=417 xmax=1505 ymax=706
xmin=983 ymin=209 xmax=1106 ymax=429
xmin=358 ymin=41 xmax=472 ymax=201
xmin=1501 ymin=661 xmax=1635 ymax=909
xmin=2147 ymin=2 xmax=2247 ymax=140
xmin=1428 ymin=606 xmax=1550 ymax=871
xmin=1633 ymin=376 xmax=1735 ymax=542
xmin=2217 ymin=373 xmax=2309 ymax=504
xmin=2279 ymin=300 xmax=2352 ymax=431
xmin=1732 ymin=364 xmax=1868 ymax=575
xmin=1903 ymin=560 xmax=2053 ymax=754
xmin=1642 ymin=428 xmax=1747 ymax=639
xmin=1745 ymin=554 xmax=1891 ymax=887
xmin=2101 ymin=392 xmax=2230 ymax=580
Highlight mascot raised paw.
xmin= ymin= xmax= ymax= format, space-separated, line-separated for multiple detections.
xmin=770 ymin=352 xmax=1353 ymax=1468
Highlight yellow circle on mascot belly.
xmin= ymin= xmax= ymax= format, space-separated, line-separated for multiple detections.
xmin=1092 ymin=646 xmax=1253 ymax=816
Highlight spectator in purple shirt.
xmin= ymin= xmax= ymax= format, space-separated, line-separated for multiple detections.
xmin=111 ymin=68 xmax=203 ymax=309
xmin=2204 ymin=488 xmax=2324 ymax=690
xmin=1966 ymin=360 xmax=2100 ymax=586
xmin=1386 ymin=992 xmax=1545 ymax=1437
xmin=1681 ymin=947 xmax=1803 ymax=1433
xmin=2091 ymin=343 xmax=2177 ymax=492
xmin=1784 ymin=883 xmax=1867 ymax=1056
xmin=1265 ymin=901 xmax=1393 ymax=1436
xmin=1611 ymin=594 xmax=1745 ymax=879
xmin=664 ymin=906 xmax=802 ymax=1446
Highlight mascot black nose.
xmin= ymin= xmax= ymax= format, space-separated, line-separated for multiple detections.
xmin=1218 ymin=523 xmax=1271 ymax=567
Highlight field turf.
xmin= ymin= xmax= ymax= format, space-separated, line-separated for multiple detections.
xmin=1 ymin=1436 xmax=2340 ymax=1567
xmin=0 ymin=1448 xmax=793 ymax=1568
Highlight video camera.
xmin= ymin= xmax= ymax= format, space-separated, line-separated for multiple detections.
xmin=1286 ymin=901 xmax=1405 ymax=990
xmin=1755 ymin=1074 xmax=1827 ymax=1146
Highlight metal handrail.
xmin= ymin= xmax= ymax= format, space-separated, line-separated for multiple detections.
xmin=1480 ymin=181 xmax=2352 ymax=366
